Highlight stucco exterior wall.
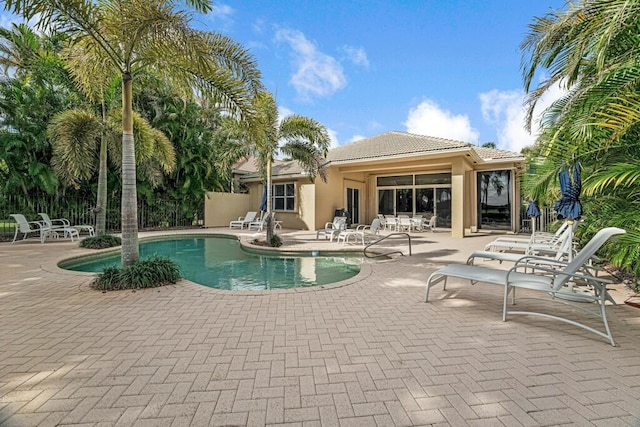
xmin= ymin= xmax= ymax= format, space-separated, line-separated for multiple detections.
xmin=313 ymin=167 xmax=347 ymax=229
xmin=204 ymin=192 xmax=253 ymax=227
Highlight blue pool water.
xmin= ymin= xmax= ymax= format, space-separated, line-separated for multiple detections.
xmin=62 ymin=236 xmax=363 ymax=290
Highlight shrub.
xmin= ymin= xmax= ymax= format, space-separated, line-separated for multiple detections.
xmin=80 ymin=234 xmax=122 ymax=249
xmin=92 ymin=255 xmax=181 ymax=291
xmin=269 ymin=234 xmax=282 ymax=247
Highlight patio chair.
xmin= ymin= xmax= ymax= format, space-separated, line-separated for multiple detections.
xmin=484 ymin=221 xmax=576 ymax=254
xmin=397 ymin=215 xmax=412 ymax=232
xmin=229 ymin=211 xmax=258 ymax=229
xmin=424 ymin=227 xmax=626 ymax=346
xmin=469 ymin=222 xmax=575 ymax=265
xmin=423 ymin=215 xmax=437 ymax=232
xmin=487 ymin=220 xmax=570 ymax=247
xmin=384 ymin=215 xmax=398 ymax=231
xmin=337 ymin=218 xmax=382 ymax=245
xmin=38 ymin=213 xmax=82 ymax=241
xmin=316 ymin=216 xmax=347 ymax=241
xmin=248 ymin=212 xmax=268 ymax=231
xmin=10 ymin=214 xmax=53 ymax=243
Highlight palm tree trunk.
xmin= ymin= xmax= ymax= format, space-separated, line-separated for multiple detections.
xmin=266 ymin=156 xmax=274 ymax=243
xmin=121 ymin=73 xmax=139 ymax=266
xmin=95 ymin=98 xmax=107 ymax=236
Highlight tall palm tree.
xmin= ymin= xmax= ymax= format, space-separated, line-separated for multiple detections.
xmin=47 ymin=108 xmax=176 ymax=235
xmin=4 ymin=0 xmax=262 ymax=266
xmin=220 ymin=91 xmax=330 ymax=242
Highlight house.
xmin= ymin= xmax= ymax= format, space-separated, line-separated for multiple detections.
xmin=204 ymin=131 xmax=526 ymax=238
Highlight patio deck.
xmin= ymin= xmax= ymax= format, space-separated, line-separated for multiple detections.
xmin=1 ymin=227 xmax=640 ymax=426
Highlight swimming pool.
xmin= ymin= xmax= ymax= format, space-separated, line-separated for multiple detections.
xmin=61 ymin=236 xmax=364 ymax=290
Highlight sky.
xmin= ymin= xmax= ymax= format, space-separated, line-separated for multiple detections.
xmin=1 ymin=0 xmax=567 ymax=153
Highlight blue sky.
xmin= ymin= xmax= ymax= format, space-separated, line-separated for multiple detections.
xmin=202 ymin=0 xmax=567 ymax=153
xmin=1 ymin=0 xmax=566 ymax=153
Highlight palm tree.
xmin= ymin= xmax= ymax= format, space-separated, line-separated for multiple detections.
xmin=0 ymin=24 xmax=79 ymax=195
xmin=521 ymin=0 xmax=640 ymax=274
xmin=220 ymin=91 xmax=330 ymax=242
xmin=4 ymin=0 xmax=262 ymax=266
xmin=47 ymin=108 xmax=176 ymax=235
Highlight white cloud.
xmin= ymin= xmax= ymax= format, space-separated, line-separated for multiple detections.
xmin=277 ymin=105 xmax=294 ymax=122
xmin=341 ymin=45 xmax=370 ymax=69
xmin=348 ymin=134 xmax=366 ymax=143
xmin=479 ymin=83 xmax=565 ymax=153
xmin=403 ymin=100 xmax=479 ymax=143
xmin=274 ymin=28 xmax=346 ymax=100
xmin=208 ymin=3 xmax=234 ymax=30
xmin=327 ymin=129 xmax=340 ymax=149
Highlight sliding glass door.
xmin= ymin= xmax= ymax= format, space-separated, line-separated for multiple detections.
xmin=477 ymin=170 xmax=512 ymax=230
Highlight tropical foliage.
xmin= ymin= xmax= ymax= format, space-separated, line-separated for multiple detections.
xmin=3 ymin=0 xmax=263 ymax=267
xmin=0 ymin=24 xmax=82 ymax=195
xmin=521 ymin=0 xmax=640 ymax=276
xmin=92 ymin=255 xmax=180 ymax=291
xmin=218 ymin=91 xmax=330 ymax=243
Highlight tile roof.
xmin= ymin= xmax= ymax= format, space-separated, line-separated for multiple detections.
xmin=326 ymin=131 xmax=472 ymax=163
xmin=235 ymin=132 xmax=525 ymax=178
xmin=472 ymin=145 xmax=525 ymax=161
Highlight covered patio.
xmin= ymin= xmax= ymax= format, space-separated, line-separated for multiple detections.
xmin=1 ymin=228 xmax=640 ymax=425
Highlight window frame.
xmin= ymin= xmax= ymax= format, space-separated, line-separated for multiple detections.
xmin=271 ymin=182 xmax=296 ymax=212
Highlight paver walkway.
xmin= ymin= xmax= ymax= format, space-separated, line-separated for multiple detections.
xmin=1 ymin=228 xmax=640 ymax=426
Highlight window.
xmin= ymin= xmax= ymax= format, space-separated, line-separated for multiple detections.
xmin=272 ymin=182 xmax=295 ymax=211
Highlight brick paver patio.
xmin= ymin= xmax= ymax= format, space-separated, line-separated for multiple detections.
xmin=1 ymin=228 xmax=640 ymax=426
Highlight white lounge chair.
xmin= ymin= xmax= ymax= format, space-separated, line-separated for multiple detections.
xmin=248 ymin=212 xmax=270 ymax=231
xmin=38 ymin=213 xmax=80 ymax=241
xmin=484 ymin=221 xmax=576 ymax=254
xmin=337 ymin=218 xmax=382 ymax=245
xmin=469 ymin=222 xmax=575 ymax=265
xmin=229 ymin=211 xmax=258 ymax=229
xmin=486 ymin=221 xmax=570 ymax=247
xmin=10 ymin=214 xmax=53 ymax=243
xmin=425 ymin=227 xmax=626 ymax=346
xmin=316 ymin=216 xmax=347 ymax=241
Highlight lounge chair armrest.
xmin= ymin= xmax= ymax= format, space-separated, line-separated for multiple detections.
xmin=508 ymin=262 xmax=613 ymax=285
xmin=28 ymin=220 xmax=45 ymax=229
xmin=356 ymin=225 xmax=370 ymax=231
xmin=50 ymin=218 xmax=70 ymax=227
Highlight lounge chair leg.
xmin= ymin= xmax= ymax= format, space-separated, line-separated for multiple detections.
xmin=503 ymin=285 xmax=509 ymax=321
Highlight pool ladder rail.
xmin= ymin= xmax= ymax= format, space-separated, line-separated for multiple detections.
xmin=364 ymin=232 xmax=412 ymax=258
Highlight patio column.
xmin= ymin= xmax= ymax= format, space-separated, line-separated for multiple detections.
xmin=451 ymin=157 xmax=466 ymax=238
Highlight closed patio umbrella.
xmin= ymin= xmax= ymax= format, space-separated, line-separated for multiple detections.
xmin=526 ymin=200 xmax=542 ymax=234
xmin=553 ymin=163 xmax=582 ymax=260
xmin=260 ymin=184 xmax=268 ymax=212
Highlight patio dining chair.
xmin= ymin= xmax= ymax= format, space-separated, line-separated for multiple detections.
xmin=424 ymin=227 xmax=626 ymax=346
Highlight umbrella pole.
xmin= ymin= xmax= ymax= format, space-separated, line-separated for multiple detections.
xmin=567 ymin=219 xmax=574 ymax=262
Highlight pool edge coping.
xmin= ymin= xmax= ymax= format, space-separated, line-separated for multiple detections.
xmin=47 ymin=230 xmax=389 ymax=294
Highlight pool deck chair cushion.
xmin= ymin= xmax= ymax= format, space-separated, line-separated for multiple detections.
xmin=425 ymin=227 xmax=626 ymax=346
xmin=229 ymin=211 xmax=258 ymax=229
